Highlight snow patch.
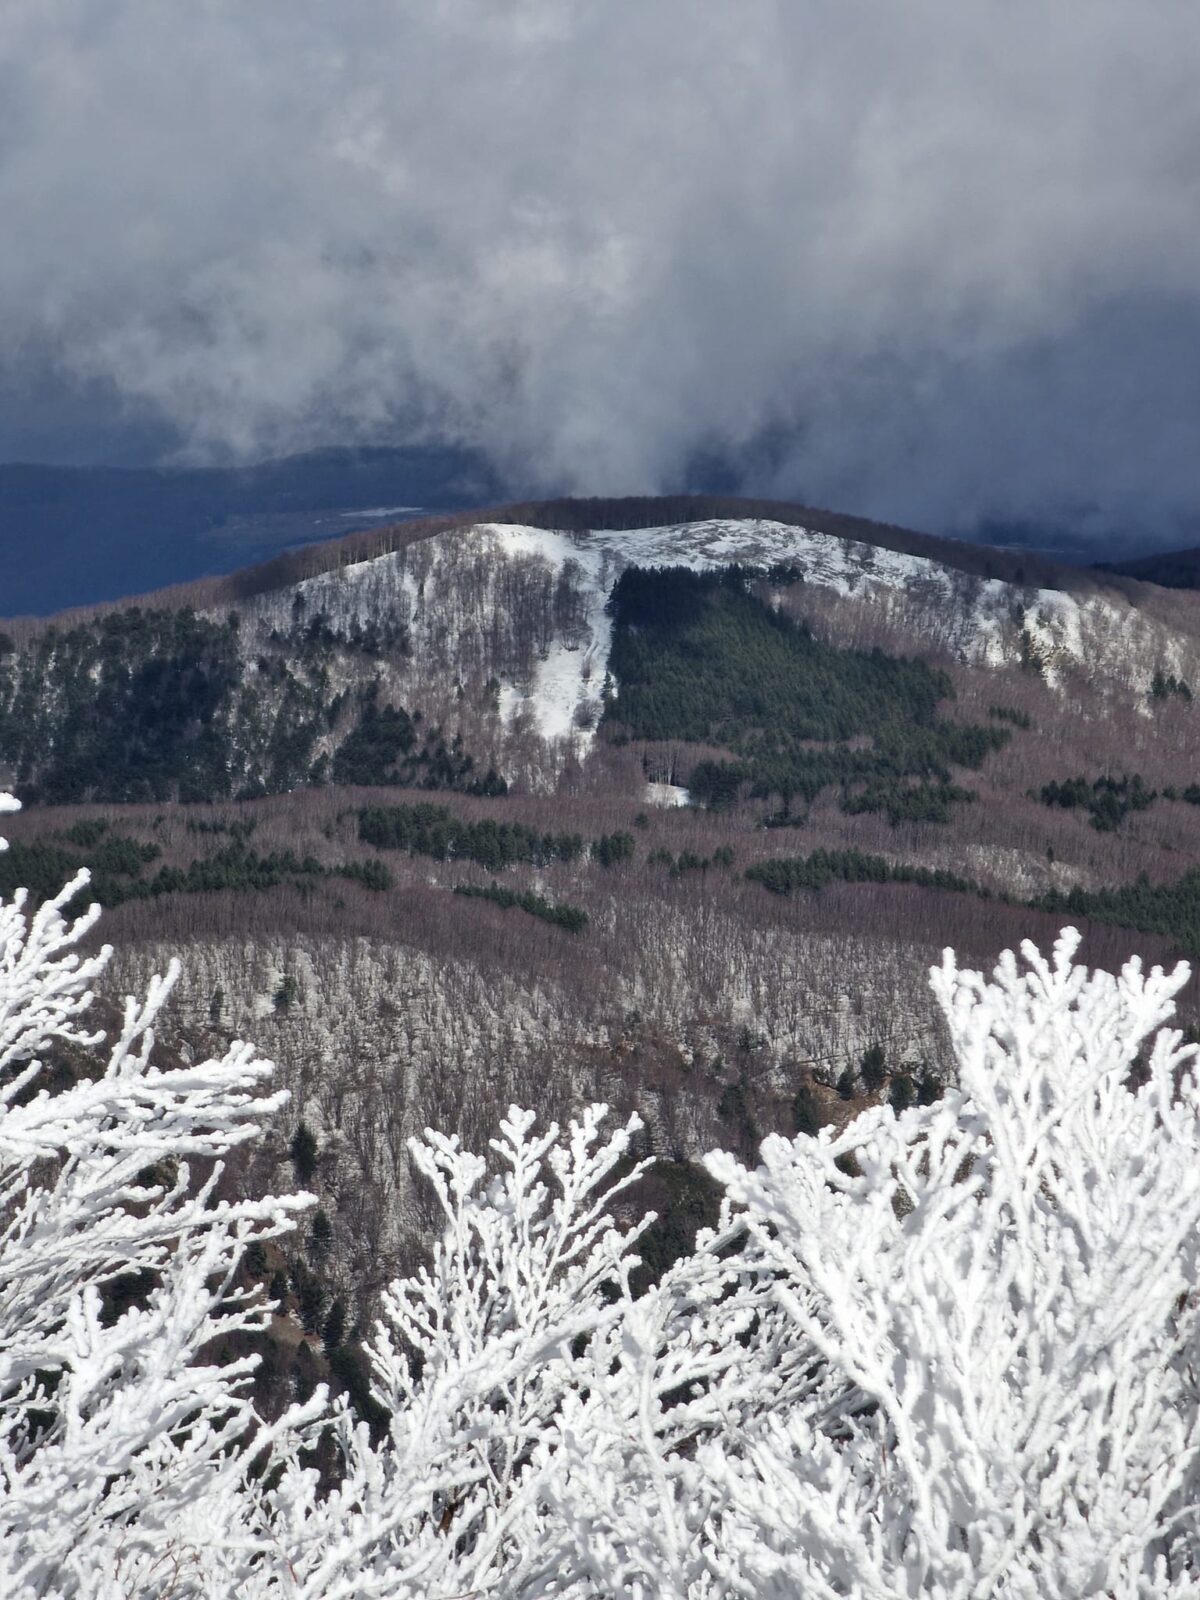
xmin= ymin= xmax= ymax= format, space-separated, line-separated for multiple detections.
xmin=481 ymin=523 xmax=613 ymax=752
xmin=645 ymin=782 xmax=691 ymax=808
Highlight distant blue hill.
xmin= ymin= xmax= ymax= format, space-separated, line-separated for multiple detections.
xmin=1095 ymin=547 xmax=1200 ymax=590
xmin=0 ymin=445 xmax=503 ymax=616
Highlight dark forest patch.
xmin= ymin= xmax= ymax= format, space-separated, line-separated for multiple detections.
xmin=357 ymin=802 xmax=586 ymax=870
xmin=452 ymin=882 xmax=588 ymax=933
xmin=1034 ymin=870 xmax=1200 ymax=956
xmin=0 ymin=834 xmax=392 ymax=910
xmin=0 ymin=609 xmax=501 ymax=806
xmin=1037 ymin=773 xmax=1158 ymax=832
xmin=746 ymin=848 xmax=984 ymax=898
xmin=604 ymin=566 xmax=1009 ymax=821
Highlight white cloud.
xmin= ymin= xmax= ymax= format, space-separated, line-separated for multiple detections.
xmin=2 ymin=0 xmax=1199 ymax=538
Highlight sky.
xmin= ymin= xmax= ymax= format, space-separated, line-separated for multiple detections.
xmin=2 ymin=0 xmax=1199 ymax=548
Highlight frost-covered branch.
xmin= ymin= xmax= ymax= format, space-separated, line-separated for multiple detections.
xmin=707 ymin=928 xmax=1200 ymax=1598
xmin=0 ymin=796 xmax=317 ymax=1599
xmin=6 ymin=776 xmax=1200 ymax=1599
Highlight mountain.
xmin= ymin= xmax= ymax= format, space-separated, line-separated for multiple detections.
xmin=1097 ymin=545 xmax=1200 ymax=590
xmin=0 ymin=444 xmax=503 ymax=616
xmin=2 ymin=494 xmax=1198 ymax=1297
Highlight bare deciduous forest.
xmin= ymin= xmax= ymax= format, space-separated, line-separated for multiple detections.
xmin=2 ymin=497 xmax=1198 ymax=1344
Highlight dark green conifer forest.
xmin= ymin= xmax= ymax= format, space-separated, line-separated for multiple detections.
xmin=605 ymin=567 xmax=1008 ymax=821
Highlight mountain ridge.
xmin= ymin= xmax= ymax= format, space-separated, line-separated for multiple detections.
xmin=1098 ymin=545 xmax=1200 ymax=591
xmin=1 ymin=492 xmax=1155 ymax=631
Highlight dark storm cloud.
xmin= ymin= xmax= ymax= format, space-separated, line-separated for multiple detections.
xmin=2 ymin=0 xmax=1199 ymax=541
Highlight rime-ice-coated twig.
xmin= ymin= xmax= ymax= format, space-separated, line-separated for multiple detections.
xmin=0 ymin=795 xmax=319 ymax=1598
xmin=5 ymin=784 xmax=1200 ymax=1597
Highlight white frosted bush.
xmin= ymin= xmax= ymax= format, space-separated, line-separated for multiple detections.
xmin=0 ymin=796 xmax=318 ymax=1597
xmin=3 ymin=787 xmax=1199 ymax=1597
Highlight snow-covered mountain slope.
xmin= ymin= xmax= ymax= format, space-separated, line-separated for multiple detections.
xmin=5 ymin=503 xmax=1194 ymax=806
xmin=231 ymin=517 xmax=1198 ymax=762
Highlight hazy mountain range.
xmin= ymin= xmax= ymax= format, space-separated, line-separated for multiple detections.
xmin=0 ymin=445 xmax=504 ymax=616
xmin=6 ymin=446 xmax=1197 ymax=620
